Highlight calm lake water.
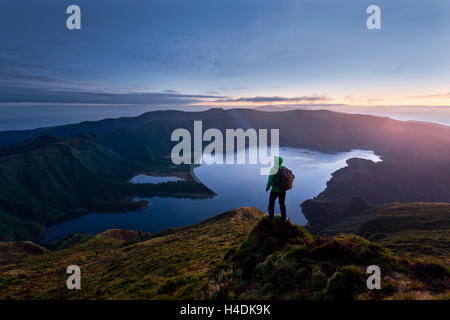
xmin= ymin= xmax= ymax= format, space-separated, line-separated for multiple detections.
xmin=42 ymin=147 xmax=381 ymax=243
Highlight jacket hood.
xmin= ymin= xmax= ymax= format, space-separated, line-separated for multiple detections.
xmin=275 ymin=156 xmax=283 ymax=166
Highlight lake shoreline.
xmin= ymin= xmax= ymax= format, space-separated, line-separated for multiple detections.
xmin=41 ymin=147 xmax=381 ymax=244
xmin=39 ymin=166 xmax=216 ymax=244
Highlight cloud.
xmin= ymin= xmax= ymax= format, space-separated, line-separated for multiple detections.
xmin=0 ymin=85 xmax=223 ymax=105
xmin=410 ymin=92 xmax=450 ymax=99
xmin=0 ymin=54 xmax=225 ymax=105
xmin=217 ymin=95 xmax=330 ymax=104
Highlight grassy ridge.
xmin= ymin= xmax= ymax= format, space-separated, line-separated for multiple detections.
xmin=0 ymin=207 xmax=264 ymax=299
xmin=201 ymin=216 xmax=449 ymax=300
xmin=0 ymin=207 xmax=448 ymax=300
xmin=358 ymin=203 xmax=450 ymax=260
xmin=303 ymin=200 xmax=450 ymax=260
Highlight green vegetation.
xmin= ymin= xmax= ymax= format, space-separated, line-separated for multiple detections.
xmin=302 ymin=200 xmax=450 ymax=260
xmin=0 ymin=241 xmax=47 ymax=265
xmin=326 ymin=265 xmax=366 ymax=300
xmin=0 ymin=133 xmax=214 ymax=242
xmin=200 ymin=215 xmax=449 ymax=300
xmin=0 ymin=207 xmax=263 ymax=299
xmin=358 ymin=203 xmax=450 ymax=260
xmin=0 ymin=207 xmax=448 ymax=300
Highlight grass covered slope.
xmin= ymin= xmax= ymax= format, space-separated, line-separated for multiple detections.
xmin=0 ymin=207 xmax=448 ymax=300
xmin=0 ymin=207 xmax=264 ymax=299
xmin=202 ymin=217 xmax=449 ymax=300
xmin=302 ymin=200 xmax=450 ymax=260
xmin=357 ymin=203 xmax=450 ymax=260
xmin=0 ymin=242 xmax=47 ymax=265
xmin=0 ymin=134 xmax=132 ymax=241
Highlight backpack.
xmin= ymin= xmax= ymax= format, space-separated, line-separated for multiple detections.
xmin=274 ymin=167 xmax=295 ymax=191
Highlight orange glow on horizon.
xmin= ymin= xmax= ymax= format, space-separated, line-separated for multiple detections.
xmin=191 ymin=93 xmax=450 ymax=108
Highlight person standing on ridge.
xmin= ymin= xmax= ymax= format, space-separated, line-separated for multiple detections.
xmin=266 ymin=156 xmax=295 ymax=221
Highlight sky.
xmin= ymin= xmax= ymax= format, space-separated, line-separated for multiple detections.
xmin=0 ymin=0 xmax=449 ymax=110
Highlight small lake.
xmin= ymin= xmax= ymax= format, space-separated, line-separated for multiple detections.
xmin=42 ymin=147 xmax=381 ymax=243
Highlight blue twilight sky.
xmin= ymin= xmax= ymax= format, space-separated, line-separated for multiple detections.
xmin=0 ymin=0 xmax=449 ymax=107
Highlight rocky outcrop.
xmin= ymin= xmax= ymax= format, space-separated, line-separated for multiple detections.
xmin=301 ymin=197 xmax=372 ymax=234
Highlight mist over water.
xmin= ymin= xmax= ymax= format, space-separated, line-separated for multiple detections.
xmin=42 ymin=146 xmax=381 ymax=243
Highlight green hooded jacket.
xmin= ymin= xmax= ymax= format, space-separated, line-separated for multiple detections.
xmin=266 ymin=156 xmax=284 ymax=193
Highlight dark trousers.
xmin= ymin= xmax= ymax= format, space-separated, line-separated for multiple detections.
xmin=268 ymin=190 xmax=286 ymax=220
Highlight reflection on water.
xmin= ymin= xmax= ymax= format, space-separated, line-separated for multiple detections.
xmin=42 ymin=147 xmax=381 ymax=243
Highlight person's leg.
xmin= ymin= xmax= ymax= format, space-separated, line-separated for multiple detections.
xmin=278 ymin=191 xmax=287 ymax=220
xmin=268 ymin=190 xmax=278 ymax=219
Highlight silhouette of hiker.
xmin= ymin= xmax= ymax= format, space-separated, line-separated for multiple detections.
xmin=266 ymin=156 xmax=294 ymax=221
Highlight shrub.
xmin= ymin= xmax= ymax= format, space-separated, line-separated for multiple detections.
xmin=412 ymin=261 xmax=450 ymax=284
xmin=326 ymin=265 xmax=366 ymax=300
xmin=312 ymin=269 xmax=327 ymax=291
xmin=231 ymin=217 xmax=311 ymax=278
xmin=157 ymin=277 xmax=187 ymax=294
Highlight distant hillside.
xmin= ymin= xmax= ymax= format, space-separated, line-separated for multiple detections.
xmin=1 ymin=109 xmax=450 ymax=161
xmin=0 ymin=133 xmax=214 ymax=242
xmin=318 ymin=158 xmax=450 ymax=204
xmin=0 ymin=207 xmax=448 ymax=300
xmin=1 ymin=108 xmax=449 ymax=203
xmin=0 ymin=134 xmax=130 ymax=242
